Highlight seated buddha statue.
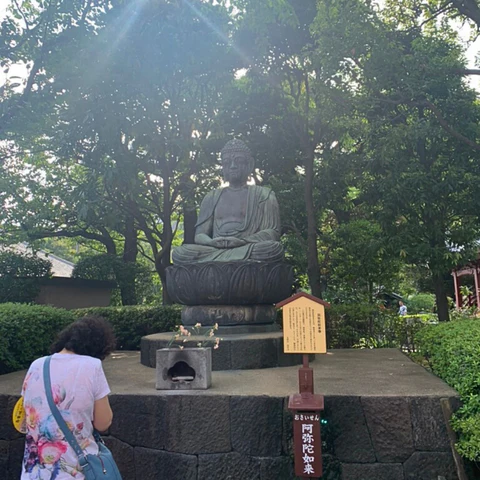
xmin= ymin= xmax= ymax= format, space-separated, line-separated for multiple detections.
xmin=172 ymin=139 xmax=284 ymax=264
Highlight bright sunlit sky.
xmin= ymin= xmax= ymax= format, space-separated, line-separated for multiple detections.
xmin=0 ymin=2 xmax=479 ymax=90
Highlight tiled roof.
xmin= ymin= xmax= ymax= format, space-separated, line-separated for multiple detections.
xmin=1 ymin=243 xmax=74 ymax=278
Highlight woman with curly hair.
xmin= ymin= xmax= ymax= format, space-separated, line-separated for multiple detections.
xmin=20 ymin=316 xmax=117 ymax=479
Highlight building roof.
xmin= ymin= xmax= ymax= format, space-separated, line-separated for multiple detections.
xmin=1 ymin=243 xmax=74 ymax=278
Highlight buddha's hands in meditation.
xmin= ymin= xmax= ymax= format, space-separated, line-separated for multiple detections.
xmin=210 ymin=236 xmax=247 ymax=249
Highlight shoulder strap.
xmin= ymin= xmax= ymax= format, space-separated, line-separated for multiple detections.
xmin=43 ymin=356 xmax=86 ymax=461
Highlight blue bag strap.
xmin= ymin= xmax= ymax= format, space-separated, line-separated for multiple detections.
xmin=43 ymin=356 xmax=87 ymax=463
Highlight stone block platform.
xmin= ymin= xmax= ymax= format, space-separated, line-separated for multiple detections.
xmin=0 ymin=349 xmax=466 ymax=480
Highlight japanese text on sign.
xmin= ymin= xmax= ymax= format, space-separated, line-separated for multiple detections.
xmin=293 ymin=415 xmax=322 ymax=477
xmin=282 ymin=297 xmax=326 ymax=354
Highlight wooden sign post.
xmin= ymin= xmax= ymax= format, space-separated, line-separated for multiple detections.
xmin=276 ymin=292 xmax=330 ymax=479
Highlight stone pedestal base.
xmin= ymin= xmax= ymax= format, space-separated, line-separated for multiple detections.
xmin=141 ymin=331 xmax=313 ymax=371
xmin=166 ymin=261 xmax=294 ymax=306
xmin=182 ymin=305 xmax=277 ymax=326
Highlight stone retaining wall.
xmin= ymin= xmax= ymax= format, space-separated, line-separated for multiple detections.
xmin=0 ymin=394 xmax=461 ymax=479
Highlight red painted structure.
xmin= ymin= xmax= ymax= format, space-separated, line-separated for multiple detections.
xmin=288 ymin=355 xmax=324 ymax=478
xmin=452 ymin=261 xmax=480 ymax=309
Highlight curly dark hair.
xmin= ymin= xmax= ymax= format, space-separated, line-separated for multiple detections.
xmin=51 ymin=316 xmax=116 ymax=360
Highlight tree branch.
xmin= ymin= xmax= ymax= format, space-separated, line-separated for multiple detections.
xmin=25 ymin=228 xmax=117 ymax=254
xmin=422 ymin=99 xmax=480 ymax=152
xmin=454 ymin=68 xmax=480 ymax=75
xmin=449 ymin=0 xmax=480 ymax=29
xmin=12 ymin=0 xmax=32 ymax=31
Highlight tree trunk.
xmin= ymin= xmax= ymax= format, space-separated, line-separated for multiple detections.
xmin=160 ymin=167 xmax=173 ymax=305
xmin=183 ymin=204 xmax=197 ymax=244
xmin=304 ymin=148 xmax=323 ymax=299
xmin=119 ymin=214 xmax=138 ymax=305
xmin=155 ymin=246 xmax=172 ymax=305
xmin=102 ymin=234 xmax=117 ymax=256
xmin=433 ymin=273 xmax=450 ymax=321
xmin=182 ymin=179 xmax=197 ymax=244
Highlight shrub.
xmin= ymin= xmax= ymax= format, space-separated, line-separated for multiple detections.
xmin=406 ymin=293 xmax=435 ymax=314
xmin=0 ymin=303 xmax=75 ymax=374
xmin=416 ymin=318 xmax=480 ymax=461
xmin=0 ymin=251 xmax=52 ymax=303
xmin=0 ymin=303 xmax=181 ymax=375
xmin=327 ymin=303 xmax=400 ymax=348
xmin=74 ymin=305 xmax=181 ymax=350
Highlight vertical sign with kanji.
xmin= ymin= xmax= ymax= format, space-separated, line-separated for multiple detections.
xmin=293 ymin=413 xmax=322 ymax=477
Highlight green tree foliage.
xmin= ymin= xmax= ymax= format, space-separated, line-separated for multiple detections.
xmin=327 ymin=220 xmax=401 ymax=303
xmin=312 ymin=0 xmax=480 ymax=320
xmin=72 ymin=254 xmax=155 ymax=306
xmin=0 ymin=250 xmax=52 ymax=303
xmin=1 ymin=0 xmax=238 ymax=303
xmin=2 ymin=0 xmax=480 ymax=320
xmin=219 ymin=0 xmax=362 ymax=298
xmin=407 ymin=293 xmax=436 ymax=313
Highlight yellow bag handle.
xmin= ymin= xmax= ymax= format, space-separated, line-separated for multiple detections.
xmin=12 ymin=397 xmax=27 ymax=434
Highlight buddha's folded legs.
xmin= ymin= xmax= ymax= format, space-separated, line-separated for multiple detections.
xmin=172 ymin=241 xmax=284 ymax=264
xmin=249 ymin=240 xmax=284 ymax=262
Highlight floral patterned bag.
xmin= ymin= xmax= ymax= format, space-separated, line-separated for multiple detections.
xmin=43 ymin=356 xmax=122 ymax=480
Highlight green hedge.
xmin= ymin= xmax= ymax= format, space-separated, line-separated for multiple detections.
xmin=406 ymin=293 xmax=435 ymax=314
xmin=74 ymin=305 xmax=181 ymax=350
xmin=0 ymin=303 xmax=75 ymax=374
xmin=0 ymin=304 xmax=182 ymax=375
xmin=417 ymin=318 xmax=480 ymax=461
xmin=327 ymin=304 xmax=401 ymax=348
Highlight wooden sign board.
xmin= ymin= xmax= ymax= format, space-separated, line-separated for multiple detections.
xmin=277 ymin=292 xmax=329 ymax=354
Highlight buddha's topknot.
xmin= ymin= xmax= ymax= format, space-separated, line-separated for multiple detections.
xmin=220 ymin=139 xmax=252 ymax=159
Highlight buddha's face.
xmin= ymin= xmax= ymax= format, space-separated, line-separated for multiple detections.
xmin=221 ymin=152 xmax=251 ymax=187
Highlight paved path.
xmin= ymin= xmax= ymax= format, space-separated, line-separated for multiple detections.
xmin=0 ymin=348 xmax=457 ymax=397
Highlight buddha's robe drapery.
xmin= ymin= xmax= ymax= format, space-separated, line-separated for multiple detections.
xmin=172 ymin=185 xmax=284 ymax=264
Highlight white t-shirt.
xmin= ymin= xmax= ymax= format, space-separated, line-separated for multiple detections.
xmin=20 ymin=353 xmax=111 ymax=480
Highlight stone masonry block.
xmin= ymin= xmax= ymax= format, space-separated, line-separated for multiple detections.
xmin=0 ymin=396 xmax=23 ymax=441
xmin=325 ymin=396 xmax=376 ymax=463
xmin=231 ymin=396 xmax=283 ymax=456
xmin=403 ymin=451 xmax=458 ymax=480
xmin=198 ymin=452 xmax=260 ymax=480
xmin=109 ymin=395 xmax=166 ymax=450
xmin=342 ymin=463 xmax=404 ymax=480
xmin=134 ymin=446 xmax=197 ymax=480
xmin=282 ymin=398 xmax=294 ymax=456
xmin=362 ymin=397 xmax=414 ymax=462
xmin=0 ymin=440 xmax=8 ymax=480
xmin=319 ymin=454 xmax=343 ymax=480
xmin=156 ymin=347 xmax=212 ymax=390
xmin=7 ymin=438 xmax=24 ymax=480
xmin=165 ymin=395 xmax=231 ymax=454
xmin=104 ymin=437 xmax=135 ymax=480
xmin=255 ymin=456 xmax=294 ymax=480
xmin=410 ymin=397 xmax=450 ymax=451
